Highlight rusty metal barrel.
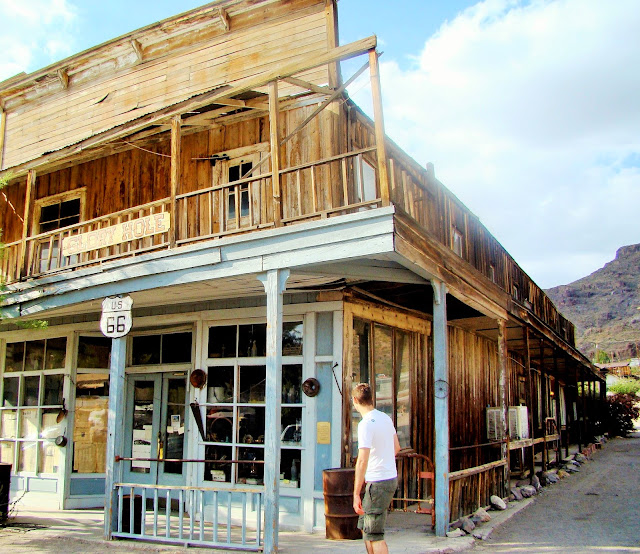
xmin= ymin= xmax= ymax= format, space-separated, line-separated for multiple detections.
xmin=322 ymin=468 xmax=362 ymax=540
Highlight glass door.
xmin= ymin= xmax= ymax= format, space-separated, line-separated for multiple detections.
xmin=157 ymin=374 xmax=187 ymax=486
xmin=122 ymin=373 xmax=188 ymax=486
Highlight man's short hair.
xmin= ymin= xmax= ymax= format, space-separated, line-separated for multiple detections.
xmin=352 ymin=382 xmax=374 ymax=406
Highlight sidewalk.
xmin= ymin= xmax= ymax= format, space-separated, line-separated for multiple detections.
xmin=0 ymin=498 xmax=537 ymax=553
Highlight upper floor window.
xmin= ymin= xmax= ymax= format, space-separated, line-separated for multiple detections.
xmin=489 ymin=264 xmax=496 ymax=283
xmin=452 ymin=227 xmax=464 ymax=257
xmin=512 ymin=284 xmax=520 ymax=301
xmin=38 ymin=197 xmax=81 ymax=233
xmin=32 ymin=190 xmax=85 ymax=274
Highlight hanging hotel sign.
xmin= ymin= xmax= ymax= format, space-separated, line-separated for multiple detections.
xmin=100 ymin=296 xmax=133 ymax=338
xmin=61 ymin=212 xmax=171 ymax=257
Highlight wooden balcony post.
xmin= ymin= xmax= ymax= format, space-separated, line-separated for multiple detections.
xmin=19 ymin=169 xmax=36 ymax=278
xmin=268 ymin=80 xmax=283 ymax=226
xmin=170 ymin=115 xmax=181 ymax=247
xmin=369 ymin=49 xmax=390 ymax=206
xmin=431 ymin=278 xmax=449 ymax=537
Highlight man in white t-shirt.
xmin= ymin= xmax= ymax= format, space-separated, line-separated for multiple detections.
xmin=352 ymin=383 xmax=400 ymax=554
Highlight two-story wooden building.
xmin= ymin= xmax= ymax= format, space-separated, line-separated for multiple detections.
xmin=0 ymin=0 xmax=604 ymax=550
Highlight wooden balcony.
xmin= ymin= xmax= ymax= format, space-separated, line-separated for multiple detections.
xmin=1 ymin=137 xmax=574 ymax=347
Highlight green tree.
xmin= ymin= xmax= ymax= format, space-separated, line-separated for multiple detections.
xmin=593 ymin=350 xmax=611 ymax=364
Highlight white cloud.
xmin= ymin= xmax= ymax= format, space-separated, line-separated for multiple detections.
xmin=0 ymin=0 xmax=77 ymax=81
xmin=352 ymin=0 xmax=640 ymax=288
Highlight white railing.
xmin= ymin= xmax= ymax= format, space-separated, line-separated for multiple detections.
xmin=111 ymin=483 xmax=262 ymax=550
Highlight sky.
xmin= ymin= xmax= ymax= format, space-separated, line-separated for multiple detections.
xmin=0 ymin=0 xmax=638 ymax=289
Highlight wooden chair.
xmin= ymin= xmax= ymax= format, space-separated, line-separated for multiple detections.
xmin=392 ymin=451 xmax=435 ymax=528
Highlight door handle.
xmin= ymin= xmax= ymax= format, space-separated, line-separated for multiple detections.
xmin=157 ymin=431 xmax=164 ymax=460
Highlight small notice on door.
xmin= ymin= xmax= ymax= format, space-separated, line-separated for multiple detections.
xmin=317 ymin=421 xmax=331 ymax=444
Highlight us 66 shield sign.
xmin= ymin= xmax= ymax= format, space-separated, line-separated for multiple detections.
xmin=100 ymin=296 xmax=133 ymax=338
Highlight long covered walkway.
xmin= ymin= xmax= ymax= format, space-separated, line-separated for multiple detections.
xmin=476 ymin=431 xmax=640 ymax=553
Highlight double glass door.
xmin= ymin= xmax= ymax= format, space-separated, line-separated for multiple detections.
xmin=123 ymin=373 xmax=187 ymax=486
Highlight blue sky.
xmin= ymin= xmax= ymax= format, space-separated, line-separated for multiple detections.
xmin=1 ymin=0 xmax=639 ymax=289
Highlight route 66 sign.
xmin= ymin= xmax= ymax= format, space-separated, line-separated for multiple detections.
xmin=100 ymin=296 xmax=133 ymax=338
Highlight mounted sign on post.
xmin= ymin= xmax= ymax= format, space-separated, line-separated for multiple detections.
xmin=100 ymin=296 xmax=133 ymax=338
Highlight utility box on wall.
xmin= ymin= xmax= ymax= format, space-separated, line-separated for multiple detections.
xmin=486 ymin=406 xmax=529 ymax=441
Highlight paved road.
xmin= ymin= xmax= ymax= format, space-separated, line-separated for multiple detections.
xmin=475 ymin=431 xmax=640 ymax=553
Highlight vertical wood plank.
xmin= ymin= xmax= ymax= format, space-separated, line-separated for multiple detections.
xmin=268 ymin=81 xmax=283 ymax=226
xmin=257 ymin=268 xmax=290 ymax=554
xmin=104 ymin=337 xmax=126 ymax=539
xmin=368 ymin=49 xmax=390 ymax=206
xmin=170 ymin=115 xmax=181 ymax=247
xmin=431 ymin=279 xmax=449 ymax=536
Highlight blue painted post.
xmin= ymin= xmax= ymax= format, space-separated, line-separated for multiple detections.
xmin=431 ymin=279 xmax=449 ymax=536
xmin=104 ymin=337 xmax=126 ymax=539
xmin=258 ymin=269 xmax=289 ymax=553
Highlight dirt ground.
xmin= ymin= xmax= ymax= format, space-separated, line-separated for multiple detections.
xmin=475 ymin=430 xmax=640 ymax=553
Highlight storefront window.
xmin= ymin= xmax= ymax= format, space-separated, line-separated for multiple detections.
xmin=351 ymin=318 xmax=415 ymax=455
xmin=73 ymin=336 xmax=110 ymax=474
xmin=131 ymin=331 xmax=192 ymax=366
xmin=0 ymin=337 xmax=67 ymax=473
xmin=204 ymin=321 xmax=303 ymax=488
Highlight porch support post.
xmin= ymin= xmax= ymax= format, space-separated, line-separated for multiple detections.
xmin=553 ymin=350 xmax=562 ymax=463
xmin=497 ymin=319 xmax=510 ymax=493
xmin=104 ymin=337 xmax=126 ymax=539
xmin=170 ymin=115 xmax=181 ymax=248
xmin=523 ymin=328 xmax=535 ymax=478
xmin=268 ymin=80 xmax=283 ymax=227
xmin=368 ymin=49 xmax=390 ymax=206
xmin=431 ymin=279 xmax=449 ymax=536
xmin=258 ymin=268 xmax=289 ymax=553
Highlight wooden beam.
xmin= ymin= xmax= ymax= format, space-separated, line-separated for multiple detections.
xmin=281 ymin=76 xmax=332 ymax=95
xmin=0 ymin=102 xmax=6 ymax=169
xmin=325 ymin=0 xmax=342 ymax=89
xmin=170 ymin=116 xmax=181 ymax=248
xmin=369 ymin=49 xmax=390 ymax=207
xmin=19 ymin=169 xmax=36 ymax=278
xmin=217 ymin=7 xmax=230 ymax=31
xmin=1 ymin=35 xmax=377 ymax=180
xmin=130 ymin=39 xmax=144 ymax=63
xmin=258 ymin=268 xmax=289 ymax=554
xmin=268 ymin=80 xmax=282 ymax=227
xmin=431 ymin=279 xmax=449 ymax=537
xmin=104 ymin=336 xmax=126 ymax=539
xmin=56 ymin=68 xmax=69 ymax=89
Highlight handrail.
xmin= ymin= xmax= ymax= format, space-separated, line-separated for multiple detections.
xmin=25 ymin=197 xmax=171 ymax=243
xmin=449 ymin=459 xmax=506 ymax=481
xmin=280 ymin=146 xmax=376 ymax=175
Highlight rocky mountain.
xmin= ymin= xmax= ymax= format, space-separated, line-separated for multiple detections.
xmin=545 ymin=244 xmax=640 ymax=361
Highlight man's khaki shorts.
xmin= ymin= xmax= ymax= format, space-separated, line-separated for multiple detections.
xmin=357 ymin=477 xmax=398 ymax=542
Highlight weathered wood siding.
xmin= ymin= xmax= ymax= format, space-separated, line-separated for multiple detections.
xmin=0 ymin=102 xmax=341 ymax=245
xmin=447 ymin=325 xmax=519 ymax=471
xmin=1 ymin=0 xmax=330 ymax=172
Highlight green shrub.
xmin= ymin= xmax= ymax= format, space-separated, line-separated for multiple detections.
xmin=606 ymin=393 xmax=640 ymax=437
xmin=608 ymin=379 xmax=640 ymax=395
